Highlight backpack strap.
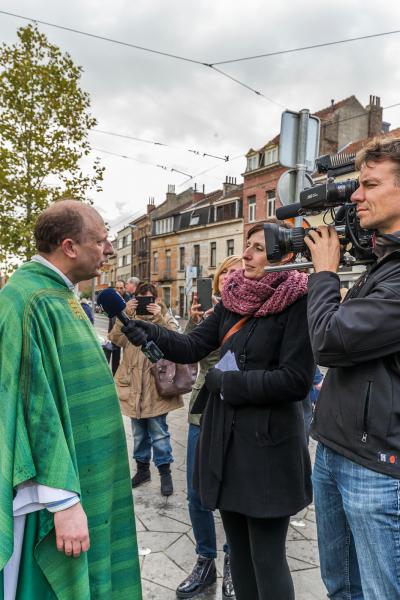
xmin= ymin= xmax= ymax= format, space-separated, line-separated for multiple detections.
xmin=221 ymin=316 xmax=251 ymax=347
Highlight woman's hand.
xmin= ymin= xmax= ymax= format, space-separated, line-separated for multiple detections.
xmin=190 ymin=293 xmax=204 ymax=324
xmin=146 ymin=303 xmax=162 ymax=316
xmin=125 ymin=298 xmax=138 ymax=316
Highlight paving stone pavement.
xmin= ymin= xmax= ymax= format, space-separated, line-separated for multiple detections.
xmin=123 ymin=399 xmax=327 ymax=600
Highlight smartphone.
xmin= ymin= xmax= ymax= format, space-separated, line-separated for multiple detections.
xmin=197 ymin=278 xmax=213 ymax=311
xmin=136 ymin=296 xmax=155 ymax=315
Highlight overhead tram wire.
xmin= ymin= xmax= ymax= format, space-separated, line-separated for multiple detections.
xmin=1 ymin=11 xmax=399 ymax=109
xmin=92 ymin=146 xmax=194 ymax=179
xmin=210 ymin=29 xmax=400 ymax=66
xmin=0 ymin=10 xmax=205 ymax=66
xmin=91 ymin=129 xmax=230 ymax=161
xmin=0 ymin=10 xmax=295 ymax=108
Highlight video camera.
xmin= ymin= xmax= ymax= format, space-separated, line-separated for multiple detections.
xmin=264 ymin=152 xmax=375 ymax=270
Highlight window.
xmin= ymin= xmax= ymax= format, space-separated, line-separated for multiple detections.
xmin=189 ymin=212 xmax=200 ymax=226
xmin=163 ymin=287 xmax=171 ymax=308
xmin=122 ymin=236 xmax=127 ymax=247
xmin=165 ymin=249 xmax=171 ymax=275
xmin=155 ymin=217 xmax=174 ymax=235
xmin=133 ymin=240 xmax=137 ymax=255
xmin=248 ymin=196 xmax=256 ymax=223
xmin=127 ymin=233 xmax=132 ymax=244
xmin=226 ymin=239 xmax=234 ymax=256
xmin=266 ymin=190 xmax=276 ymax=218
xmin=153 ymin=251 xmax=158 ymax=273
xmin=126 ymin=253 xmax=131 ymax=265
xmin=246 ymin=154 xmax=259 ymax=171
xmin=193 ymin=245 xmax=200 ymax=268
xmin=118 ymin=256 xmax=123 ymax=267
xmin=210 ymin=242 xmax=216 ymax=267
xmin=265 ymin=146 xmax=278 ymax=166
xmin=216 ymin=202 xmax=236 ymax=222
xmin=179 ymin=247 xmax=185 ymax=271
xmin=179 ymin=286 xmax=185 ymax=317
xmin=122 ymin=255 xmax=127 ymax=267
xmin=118 ymin=238 xmax=123 ymax=249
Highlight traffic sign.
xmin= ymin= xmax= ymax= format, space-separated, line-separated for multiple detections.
xmin=277 ymin=169 xmax=313 ymax=206
xmin=279 ymin=110 xmax=320 ymax=172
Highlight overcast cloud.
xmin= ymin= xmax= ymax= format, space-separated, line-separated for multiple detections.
xmin=1 ymin=1 xmax=400 ymax=235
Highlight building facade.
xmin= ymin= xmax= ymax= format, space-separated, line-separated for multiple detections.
xmin=115 ymin=225 xmax=133 ymax=281
xmin=151 ymin=178 xmax=243 ymax=316
xmin=242 ymin=94 xmax=386 ymax=237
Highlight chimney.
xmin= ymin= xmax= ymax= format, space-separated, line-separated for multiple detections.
xmin=222 ymin=175 xmax=239 ymax=197
xmin=166 ymin=183 xmax=176 ymax=204
xmin=147 ymin=196 xmax=156 ymax=214
xmin=366 ymin=94 xmax=383 ymax=137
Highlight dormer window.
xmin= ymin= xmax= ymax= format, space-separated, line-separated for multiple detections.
xmin=246 ymin=154 xmax=259 ymax=171
xmin=189 ymin=212 xmax=200 ymax=226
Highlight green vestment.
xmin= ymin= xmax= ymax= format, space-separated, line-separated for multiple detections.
xmin=0 ymin=261 xmax=142 ymax=599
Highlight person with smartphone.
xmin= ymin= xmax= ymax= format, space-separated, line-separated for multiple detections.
xmin=177 ymin=256 xmax=242 ymax=599
xmin=109 ymin=282 xmax=183 ymax=496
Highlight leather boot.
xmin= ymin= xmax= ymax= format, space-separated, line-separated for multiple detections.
xmin=131 ymin=461 xmax=151 ymax=488
xmin=158 ymin=463 xmax=173 ymax=496
xmin=222 ymin=552 xmax=235 ymax=598
xmin=176 ymin=555 xmax=216 ymax=598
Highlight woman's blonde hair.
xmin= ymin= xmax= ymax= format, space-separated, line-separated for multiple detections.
xmin=213 ymin=255 xmax=242 ymax=294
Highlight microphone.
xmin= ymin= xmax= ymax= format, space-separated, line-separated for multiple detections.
xmin=97 ymin=288 xmax=164 ymax=363
xmin=276 ymin=202 xmax=302 ymax=220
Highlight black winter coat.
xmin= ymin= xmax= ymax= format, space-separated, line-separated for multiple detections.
xmin=309 ymin=251 xmax=400 ymax=479
xmin=152 ymin=296 xmax=315 ymax=518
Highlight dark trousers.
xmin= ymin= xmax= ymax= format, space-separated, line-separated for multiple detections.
xmin=220 ymin=510 xmax=294 ymax=600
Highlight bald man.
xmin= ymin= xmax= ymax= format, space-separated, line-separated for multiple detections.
xmin=0 ymin=201 xmax=141 ymax=599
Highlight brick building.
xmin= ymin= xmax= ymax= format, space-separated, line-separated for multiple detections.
xmin=242 ymin=94 xmax=386 ymax=237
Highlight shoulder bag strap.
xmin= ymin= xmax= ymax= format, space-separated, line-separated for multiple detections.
xmin=221 ymin=315 xmax=251 ymax=347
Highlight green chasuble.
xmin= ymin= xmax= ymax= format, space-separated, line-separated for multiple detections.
xmin=0 ymin=261 xmax=142 ymax=599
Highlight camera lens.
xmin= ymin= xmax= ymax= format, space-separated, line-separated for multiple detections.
xmin=327 ymin=178 xmax=359 ymax=205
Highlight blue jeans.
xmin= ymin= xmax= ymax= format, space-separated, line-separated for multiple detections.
xmin=131 ymin=414 xmax=173 ymax=467
xmin=187 ymin=423 xmax=228 ymax=559
xmin=313 ymin=442 xmax=400 ymax=600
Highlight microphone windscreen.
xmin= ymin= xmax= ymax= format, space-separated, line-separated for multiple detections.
xmin=97 ymin=288 xmax=126 ymax=318
xmin=276 ymin=202 xmax=302 ymax=220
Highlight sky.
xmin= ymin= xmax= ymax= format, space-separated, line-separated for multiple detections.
xmin=1 ymin=1 xmax=400 ymax=237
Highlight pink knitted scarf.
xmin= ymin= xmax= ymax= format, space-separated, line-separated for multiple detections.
xmin=221 ymin=268 xmax=308 ymax=316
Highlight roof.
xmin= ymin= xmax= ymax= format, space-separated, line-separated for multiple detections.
xmin=340 ymin=127 xmax=400 ymax=156
xmin=153 ymin=199 xmax=194 ymax=219
xmin=315 ymin=95 xmax=360 ymax=120
xmin=246 ymin=95 xmax=363 ymax=156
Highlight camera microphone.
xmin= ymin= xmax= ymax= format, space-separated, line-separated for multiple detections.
xmin=276 ymin=202 xmax=302 ymax=220
xmin=97 ymin=288 xmax=164 ymax=363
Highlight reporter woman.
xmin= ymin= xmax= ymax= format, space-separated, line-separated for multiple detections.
xmin=177 ymin=255 xmax=242 ymax=599
xmin=122 ymin=222 xmax=315 ymax=599
xmin=109 ymin=282 xmax=183 ymax=496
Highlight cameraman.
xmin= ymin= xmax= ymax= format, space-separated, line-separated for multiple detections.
xmin=304 ymin=137 xmax=400 ymax=599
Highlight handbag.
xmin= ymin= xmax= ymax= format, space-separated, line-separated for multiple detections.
xmin=151 ymin=359 xmax=198 ymax=398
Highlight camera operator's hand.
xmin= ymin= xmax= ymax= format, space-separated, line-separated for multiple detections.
xmin=205 ymin=368 xmax=223 ymax=394
xmin=304 ymin=226 xmax=341 ymax=273
xmin=121 ymin=320 xmax=159 ymax=346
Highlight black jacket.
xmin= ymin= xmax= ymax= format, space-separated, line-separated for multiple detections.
xmin=152 ymin=297 xmax=315 ymax=518
xmin=308 ymin=250 xmax=400 ymax=478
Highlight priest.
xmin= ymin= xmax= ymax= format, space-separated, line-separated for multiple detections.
xmin=0 ymin=200 xmax=142 ymax=599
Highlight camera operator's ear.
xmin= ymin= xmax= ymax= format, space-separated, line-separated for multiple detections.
xmin=281 ymin=252 xmax=295 ymax=265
